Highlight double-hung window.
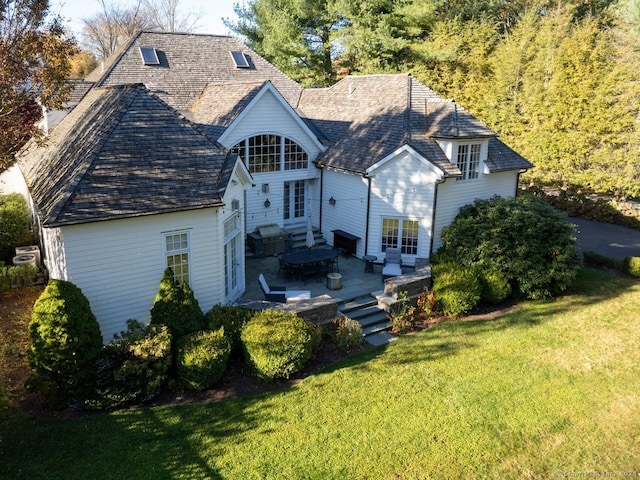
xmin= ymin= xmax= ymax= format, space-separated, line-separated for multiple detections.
xmin=456 ymin=143 xmax=481 ymax=180
xmin=165 ymin=231 xmax=190 ymax=285
xmin=381 ymin=218 xmax=419 ymax=255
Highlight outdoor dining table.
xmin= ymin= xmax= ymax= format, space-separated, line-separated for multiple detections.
xmin=280 ymin=248 xmax=338 ymax=282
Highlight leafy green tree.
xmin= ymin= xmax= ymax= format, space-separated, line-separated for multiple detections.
xmin=27 ymin=280 xmax=103 ymax=405
xmin=475 ymin=9 xmax=640 ymax=198
xmin=0 ymin=0 xmax=78 ymax=172
xmin=226 ymin=0 xmax=340 ymax=86
xmin=438 ymin=195 xmax=582 ymax=300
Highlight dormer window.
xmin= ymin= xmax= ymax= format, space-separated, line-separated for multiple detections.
xmin=456 ymin=143 xmax=481 ymax=180
xmin=139 ymin=47 xmax=160 ymax=65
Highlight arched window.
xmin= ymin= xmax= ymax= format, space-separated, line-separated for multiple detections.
xmin=231 ymin=134 xmax=308 ymax=173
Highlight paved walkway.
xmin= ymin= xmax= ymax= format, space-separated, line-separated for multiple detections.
xmin=570 ymin=217 xmax=640 ymax=261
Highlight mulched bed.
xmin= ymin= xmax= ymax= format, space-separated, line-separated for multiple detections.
xmin=0 ymin=286 xmax=516 ymax=420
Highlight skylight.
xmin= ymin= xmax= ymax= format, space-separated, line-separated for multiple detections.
xmin=139 ymin=47 xmax=160 ymax=65
xmin=230 ymin=51 xmax=250 ymax=68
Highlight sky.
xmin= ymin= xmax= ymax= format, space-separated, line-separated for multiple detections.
xmin=50 ymin=0 xmax=239 ymax=40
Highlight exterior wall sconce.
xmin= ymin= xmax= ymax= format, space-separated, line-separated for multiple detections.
xmin=329 ymin=196 xmax=336 ymax=205
xmin=264 ymin=198 xmax=271 ymax=208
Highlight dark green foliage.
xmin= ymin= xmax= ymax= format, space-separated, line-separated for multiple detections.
xmin=7 ymin=264 xmax=38 ymax=288
xmin=0 ymin=194 xmax=31 ymax=263
xmin=583 ymin=251 xmax=624 ymax=270
xmin=205 ymin=304 xmax=254 ymax=352
xmin=149 ymin=268 xmax=204 ymax=341
xmin=432 ymin=262 xmax=482 ymax=317
xmin=478 ymin=268 xmax=512 ymax=305
xmin=623 ymin=256 xmax=640 ymax=277
xmin=439 ymin=195 xmax=582 ymax=300
xmin=90 ymin=320 xmax=172 ymax=409
xmin=241 ymin=309 xmax=316 ymax=381
xmin=176 ymin=329 xmax=231 ymax=391
xmin=0 ymin=263 xmax=9 ymax=293
xmin=27 ymin=280 xmax=103 ymax=404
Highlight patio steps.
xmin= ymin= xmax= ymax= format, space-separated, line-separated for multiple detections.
xmin=338 ymin=296 xmax=395 ymax=344
xmin=286 ymin=226 xmax=327 ymax=250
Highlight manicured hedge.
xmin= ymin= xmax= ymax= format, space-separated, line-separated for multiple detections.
xmin=176 ymin=328 xmax=231 ymax=390
xmin=27 ymin=280 xmax=103 ymax=405
xmin=241 ymin=310 xmax=316 ymax=381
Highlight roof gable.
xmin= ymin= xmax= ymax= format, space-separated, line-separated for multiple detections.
xmin=20 ymin=84 xmax=233 ymax=226
xmin=213 ymin=81 xmax=326 ymax=152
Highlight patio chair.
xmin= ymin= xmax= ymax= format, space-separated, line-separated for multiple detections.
xmin=258 ymin=274 xmax=311 ymax=302
xmin=382 ymin=247 xmax=402 ymax=279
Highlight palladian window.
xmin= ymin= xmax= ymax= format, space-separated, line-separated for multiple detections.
xmin=231 ymin=134 xmax=308 ymax=174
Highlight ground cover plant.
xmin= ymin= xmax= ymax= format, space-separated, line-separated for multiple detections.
xmin=1 ymin=267 xmax=638 ymax=478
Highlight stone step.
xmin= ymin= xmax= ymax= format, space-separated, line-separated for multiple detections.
xmin=348 ymin=306 xmax=387 ymax=322
xmin=339 ymin=296 xmax=378 ymax=314
xmin=362 ymin=320 xmax=392 ymax=336
xmin=365 ymin=331 xmax=397 ymax=346
xmin=357 ymin=310 xmax=389 ymax=328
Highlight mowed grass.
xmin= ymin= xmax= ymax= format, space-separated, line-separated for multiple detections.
xmin=1 ymin=268 xmax=638 ymax=479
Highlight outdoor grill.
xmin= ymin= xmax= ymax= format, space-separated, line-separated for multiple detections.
xmin=247 ymin=224 xmax=290 ymax=257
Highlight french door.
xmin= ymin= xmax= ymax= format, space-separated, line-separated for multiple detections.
xmin=224 ymin=215 xmax=242 ymax=301
xmin=283 ymin=180 xmax=305 ymax=225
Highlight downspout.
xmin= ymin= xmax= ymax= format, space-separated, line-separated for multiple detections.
xmin=319 ymin=165 xmax=324 ymax=232
xmin=515 ymin=169 xmax=529 ymax=197
xmin=429 ymin=176 xmax=446 ymax=257
xmin=364 ymin=175 xmax=372 ymax=256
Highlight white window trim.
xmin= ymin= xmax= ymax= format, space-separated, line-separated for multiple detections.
xmin=381 ymin=217 xmax=420 ymax=256
xmin=163 ymin=230 xmax=191 ymax=286
xmin=456 ymin=142 xmax=482 ymax=181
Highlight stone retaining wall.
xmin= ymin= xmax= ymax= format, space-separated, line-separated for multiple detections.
xmin=383 ymin=266 xmax=432 ymax=299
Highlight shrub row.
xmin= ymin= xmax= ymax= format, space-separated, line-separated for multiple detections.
xmin=27 ymin=271 xmax=322 ymax=409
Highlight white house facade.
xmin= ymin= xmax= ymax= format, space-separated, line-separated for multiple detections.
xmin=15 ymin=32 xmax=532 ymax=339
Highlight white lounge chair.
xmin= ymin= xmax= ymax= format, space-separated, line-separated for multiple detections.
xmin=258 ymin=274 xmax=311 ymax=302
xmin=382 ymin=247 xmax=403 ymax=279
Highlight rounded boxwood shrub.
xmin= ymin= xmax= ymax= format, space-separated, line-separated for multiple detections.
xmin=622 ymin=256 xmax=640 ymax=278
xmin=176 ymin=328 xmax=231 ymax=390
xmin=27 ymin=280 xmax=103 ymax=404
xmin=478 ymin=268 xmax=512 ymax=305
xmin=205 ymin=304 xmax=254 ymax=352
xmin=90 ymin=320 xmax=172 ymax=409
xmin=241 ymin=310 xmax=316 ymax=381
xmin=432 ymin=262 xmax=482 ymax=317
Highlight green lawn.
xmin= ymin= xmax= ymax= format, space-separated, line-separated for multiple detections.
xmin=1 ymin=268 xmax=639 ymax=479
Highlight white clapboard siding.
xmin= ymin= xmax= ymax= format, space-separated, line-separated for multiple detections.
xmin=57 ymin=208 xmax=224 ymax=341
xmin=321 ymin=169 xmax=369 ymax=258
xmin=221 ymin=89 xmax=323 ymax=161
xmin=367 ymin=151 xmax=440 ymax=264
xmin=432 ymin=170 xmax=519 ymax=252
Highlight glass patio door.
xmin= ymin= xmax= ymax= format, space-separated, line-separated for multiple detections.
xmin=224 ymin=215 xmax=242 ymax=301
xmin=283 ymin=180 xmax=305 ymax=225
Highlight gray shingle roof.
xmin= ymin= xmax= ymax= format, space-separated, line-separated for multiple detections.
xmin=87 ymin=32 xmax=303 ymax=111
xmin=190 ymin=81 xmax=266 ymax=140
xmin=425 ymin=100 xmax=495 ymax=139
xmin=486 ymin=138 xmax=534 ymax=172
xmin=20 ymin=84 xmax=232 ymax=226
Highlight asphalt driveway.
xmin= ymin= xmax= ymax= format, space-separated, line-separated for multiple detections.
xmin=569 ymin=217 xmax=640 ymax=260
